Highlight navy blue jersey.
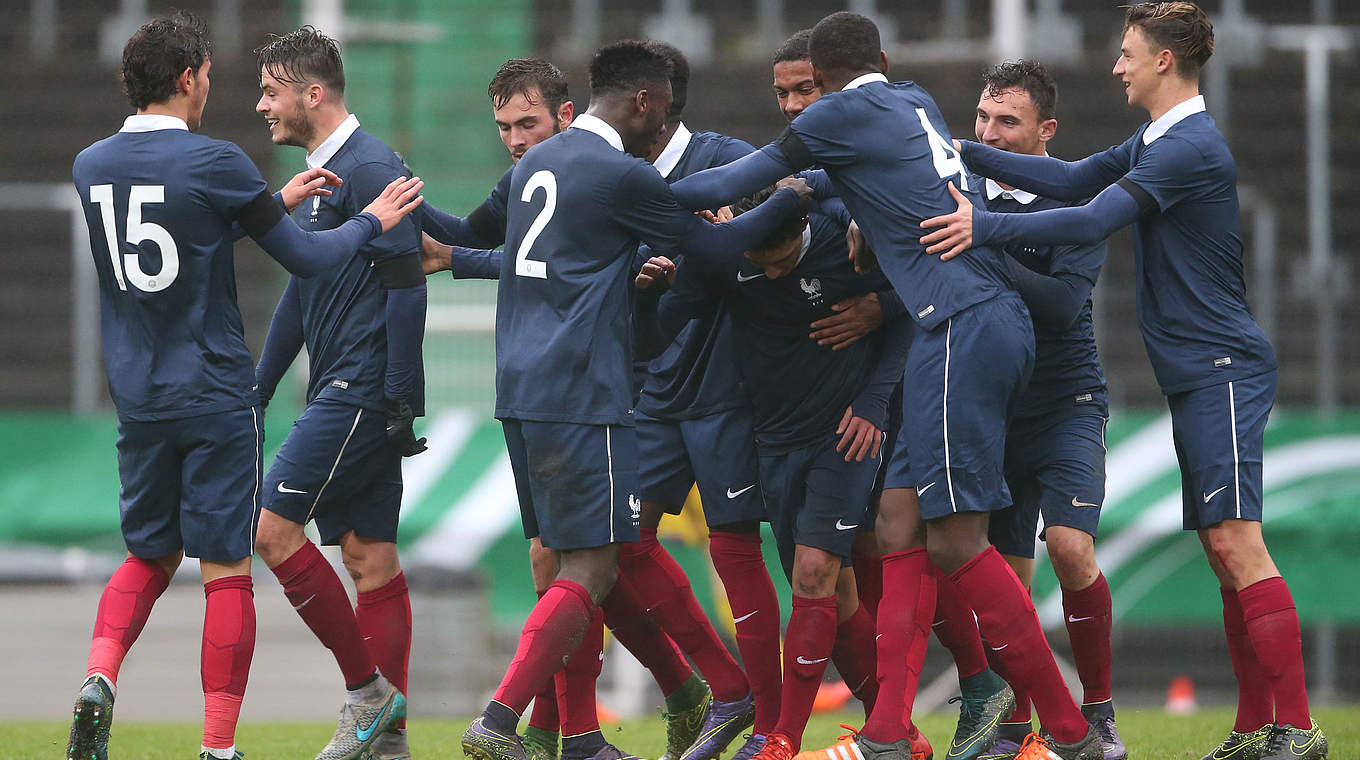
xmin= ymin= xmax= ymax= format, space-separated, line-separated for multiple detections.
xmin=637 ymin=128 xmax=755 ymax=421
xmin=646 ymin=212 xmax=909 ymax=452
xmin=292 ymin=126 xmax=424 ymax=414
xmin=73 ymin=119 xmax=268 ymax=421
xmin=984 ymin=181 xmax=1108 ymax=418
xmin=783 ymin=77 xmax=1016 ymax=329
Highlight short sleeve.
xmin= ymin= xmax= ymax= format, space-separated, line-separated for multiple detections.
xmin=1121 ymin=136 xmax=1212 ymax=213
xmin=612 ymin=163 xmax=698 ymax=255
xmin=208 ymin=143 xmax=270 ymax=221
xmin=347 ymin=161 xmax=421 ymax=261
xmin=789 ymin=96 xmax=857 ymax=167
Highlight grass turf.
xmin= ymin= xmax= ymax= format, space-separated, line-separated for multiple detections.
xmin=10 ymin=706 xmax=1357 ymax=759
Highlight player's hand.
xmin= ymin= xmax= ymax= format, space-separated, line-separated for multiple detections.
xmin=775 ymin=175 xmax=814 ymax=213
xmin=836 ymin=406 xmax=882 ymax=463
xmin=421 ymin=232 xmax=452 ymax=275
xmin=952 ymin=138 xmax=962 ymax=152
xmin=363 ymin=176 xmax=425 ymax=233
xmin=635 ymin=256 xmax=676 ymax=289
xmin=384 ymin=397 xmax=428 ymax=456
xmin=279 ymin=167 xmax=342 ymax=212
xmin=919 ymin=183 xmax=974 ymax=261
xmin=714 ymin=205 xmax=734 ymax=223
xmin=810 ymin=292 xmax=884 ymax=350
xmin=847 ymin=220 xmax=877 ymax=273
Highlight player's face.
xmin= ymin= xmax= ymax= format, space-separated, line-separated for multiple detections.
xmin=186 ymin=58 xmax=211 ymax=132
xmin=744 ymin=224 xmax=807 ymax=280
xmin=494 ymin=89 xmax=562 ymax=163
xmin=622 ymin=84 xmax=673 ymax=158
xmin=974 ymin=87 xmax=1047 ymax=156
xmin=256 ymin=68 xmax=314 ymax=148
xmin=1114 ymin=25 xmax=1160 ymax=111
xmin=773 ymin=60 xmax=821 ymax=121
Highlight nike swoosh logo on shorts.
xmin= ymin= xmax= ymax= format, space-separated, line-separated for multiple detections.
xmin=1071 ymin=497 xmax=1099 ymax=508
xmin=918 ymin=482 xmax=936 ymax=496
xmin=736 ymin=271 xmax=766 ymax=283
xmin=1203 ymin=485 xmax=1229 ymax=502
xmin=796 ymin=656 xmax=829 ymax=665
xmin=727 ymin=484 xmax=756 ymax=499
xmin=277 ymin=482 xmax=307 ymax=494
xmin=733 ymin=610 xmax=758 ymax=624
xmin=835 ymin=520 xmax=859 ymax=531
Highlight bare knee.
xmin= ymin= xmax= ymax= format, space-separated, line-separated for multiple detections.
xmin=1045 ymin=526 xmax=1099 ymax=590
xmin=556 ymin=545 xmax=620 ymax=603
xmin=528 ymin=538 xmax=559 ymax=593
xmin=834 ymin=566 xmax=860 ymax=622
xmin=1201 ymin=520 xmax=1278 ymax=588
xmin=254 ymin=509 xmax=307 ymax=568
xmin=874 ymin=488 xmax=926 ymax=553
xmin=340 ymin=534 xmax=400 ymax=593
xmin=791 ymin=547 xmax=840 ymax=598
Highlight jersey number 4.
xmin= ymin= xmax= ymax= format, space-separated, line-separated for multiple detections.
xmin=915 ymin=109 xmax=969 ymax=191
xmin=515 ymin=170 xmax=556 ymax=279
xmin=89 ymin=184 xmax=179 ymax=292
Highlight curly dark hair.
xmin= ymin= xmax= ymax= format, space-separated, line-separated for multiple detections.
xmin=808 ymin=12 xmax=881 ymax=79
xmin=120 ymin=11 xmax=212 ymax=110
xmin=488 ymin=57 xmax=568 ymax=114
xmin=588 ymin=40 xmax=673 ymax=99
xmin=730 ymin=185 xmax=808 ymax=252
xmin=255 ymin=26 xmax=345 ymax=94
xmin=982 ymin=60 xmax=1058 ymax=122
xmin=773 ymin=29 xmax=813 ymax=65
xmin=1123 ymin=2 xmax=1214 ymax=78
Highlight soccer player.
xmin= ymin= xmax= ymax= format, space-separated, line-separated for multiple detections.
xmin=67 ymin=13 xmax=422 ymax=760
xmin=671 ymin=12 xmax=1105 ymax=760
xmin=460 ymin=40 xmax=811 ymax=760
xmin=249 ymin=27 xmax=428 ymax=760
xmin=957 ymin=60 xmax=1124 ymax=760
xmin=920 ymin=5 xmax=1326 ymax=759
xmin=634 ymin=184 xmax=911 ymax=760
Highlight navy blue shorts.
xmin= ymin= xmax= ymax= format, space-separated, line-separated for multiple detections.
xmin=117 ymin=406 xmax=262 ymax=562
xmin=903 ymin=295 xmax=1035 ymax=521
xmin=1168 ymin=370 xmax=1275 ymax=530
xmin=759 ymin=436 xmax=880 ymax=580
xmin=503 ymin=419 xmax=641 ymax=550
xmin=636 ymin=407 xmax=765 ymax=527
xmin=263 ymin=399 xmax=403 ymax=545
xmin=872 ymin=385 xmax=905 ymax=503
xmin=991 ymin=408 xmax=1108 ymax=559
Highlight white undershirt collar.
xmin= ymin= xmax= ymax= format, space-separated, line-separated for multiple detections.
xmin=307 ymin=114 xmax=361 ymax=169
xmin=1143 ymin=95 xmax=1205 ymax=145
xmin=985 ymin=177 xmax=1038 ymax=205
xmin=842 ymin=72 xmax=889 ymax=91
xmin=571 ymin=113 xmax=625 ymax=152
xmin=653 ymin=122 xmax=692 ymax=179
xmin=120 ymin=114 xmax=189 ymax=132
xmin=793 ymin=222 xmax=813 ymax=267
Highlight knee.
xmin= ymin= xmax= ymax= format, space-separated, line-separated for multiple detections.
xmin=1045 ymin=528 xmax=1097 ymax=588
xmin=1204 ymin=522 xmax=1272 ymax=582
xmin=791 ymin=552 xmax=839 ymax=597
xmin=254 ymin=512 xmax=303 ymax=566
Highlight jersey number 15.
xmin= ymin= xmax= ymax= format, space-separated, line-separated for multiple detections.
xmin=89 ymin=184 xmax=179 ymax=292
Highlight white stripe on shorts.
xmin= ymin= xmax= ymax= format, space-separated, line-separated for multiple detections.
xmin=1228 ymin=381 xmax=1240 ymax=519
xmin=249 ymin=406 xmax=261 ymax=554
xmin=943 ymin=317 xmax=958 ymax=512
xmin=307 ymin=408 xmax=364 ymax=523
xmin=606 ymin=425 xmax=616 ymax=543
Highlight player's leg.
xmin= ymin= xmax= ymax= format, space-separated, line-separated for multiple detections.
xmin=830 ymin=566 xmax=878 ymax=720
xmin=523 ymin=476 xmax=564 ymax=757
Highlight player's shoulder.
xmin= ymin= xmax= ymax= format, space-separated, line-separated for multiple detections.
xmin=341 ymin=128 xmax=409 ymax=169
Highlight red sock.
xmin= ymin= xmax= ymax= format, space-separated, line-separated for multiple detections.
xmin=528 ymin=590 xmax=563 ymax=732
xmin=1061 ymin=573 xmax=1112 ymax=704
xmin=270 ymin=542 xmax=375 ymax=687
xmin=87 ymin=556 xmax=171 ymax=684
xmin=851 ymin=551 xmax=883 ymax=619
xmin=556 ymin=607 xmax=605 ymax=736
xmin=618 ymin=530 xmax=748 ymax=701
xmin=861 ymin=549 xmax=935 ymax=744
xmin=932 ymin=569 xmax=988 ymax=679
xmin=1239 ymin=577 xmax=1311 ymax=727
xmin=950 ymin=547 xmax=1086 ymax=743
xmin=601 ymin=582 xmax=692 ymax=695
xmin=984 ymin=640 xmax=1032 ymax=724
xmin=493 ymin=579 xmax=595 ymax=714
xmin=201 ymin=575 xmax=255 ymax=751
xmin=357 ymin=571 xmax=412 ymax=728
xmin=1220 ymin=587 xmax=1274 ymax=732
xmin=709 ymin=531 xmax=782 ymax=735
xmin=775 ymin=594 xmax=838 ymax=749
xmin=831 ymin=602 xmax=878 ymax=718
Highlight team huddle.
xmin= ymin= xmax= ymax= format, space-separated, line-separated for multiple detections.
xmin=66 ymin=4 xmax=1326 ymax=760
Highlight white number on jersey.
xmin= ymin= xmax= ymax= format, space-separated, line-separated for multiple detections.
xmin=89 ymin=184 xmax=180 ymax=292
xmin=515 ymin=170 xmax=556 ymax=279
xmin=915 ymin=108 xmax=969 ymax=192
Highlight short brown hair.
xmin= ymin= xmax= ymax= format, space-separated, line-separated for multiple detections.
xmin=488 ymin=58 xmax=568 ymax=114
xmin=121 ymin=11 xmax=211 ymax=110
xmin=255 ymin=26 xmax=345 ymax=94
xmin=982 ymin=60 xmax=1058 ymax=122
xmin=1123 ymin=2 xmax=1214 ymax=78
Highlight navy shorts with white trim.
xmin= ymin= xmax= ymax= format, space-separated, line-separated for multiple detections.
xmin=759 ymin=435 xmax=879 ymax=581
xmin=263 ymin=399 xmax=403 ymax=545
xmin=503 ymin=419 xmax=641 ymax=550
xmin=117 ymin=406 xmax=263 ymax=562
xmin=636 ymin=408 xmax=765 ymax=527
xmin=903 ymin=294 xmax=1035 ymax=522
xmin=991 ymin=406 xmax=1108 ymax=559
xmin=873 ymin=385 xmax=906 ymax=499
xmin=1169 ymin=370 xmax=1275 ymax=530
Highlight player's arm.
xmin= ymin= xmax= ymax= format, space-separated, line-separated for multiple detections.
xmin=957 ymin=133 xmax=1136 ymax=201
xmin=669 ymin=135 xmax=812 ymax=211
xmin=421 ymin=233 xmax=505 ymax=278
xmin=634 ymin=254 xmax=722 ymax=360
xmin=231 ymin=168 xmax=342 ymax=241
xmin=1003 ymin=254 xmax=1099 ymax=332
xmin=838 ymin=313 xmax=911 ymax=462
xmin=419 ymin=167 xmax=511 ymax=250
xmin=255 ymin=278 xmax=304 ymax=410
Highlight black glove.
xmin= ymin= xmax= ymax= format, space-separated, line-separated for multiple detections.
xmin=384 ymin=397 xmax=428 ymax=456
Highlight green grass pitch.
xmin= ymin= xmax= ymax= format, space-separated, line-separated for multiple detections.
xmin=8 ymin=706 xmax=1357 ymax=759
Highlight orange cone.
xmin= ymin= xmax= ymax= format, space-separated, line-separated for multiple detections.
xmin=1165 ymin=675 xmax=1197 ymax=714
xmin=812 ymin=680 xmax=853 ymax=713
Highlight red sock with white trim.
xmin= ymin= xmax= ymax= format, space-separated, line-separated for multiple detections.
xmin=270 ymin=541 xmax=376 ymax=687
xmin=1062 ymin=573 xmax=1113 ymax=704
xmin=709 ymin=531 xmax=782 ymax=734
xmin=774 ymin=594 xmax=838 ymax=749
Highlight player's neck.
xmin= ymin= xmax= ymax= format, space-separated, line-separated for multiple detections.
xmin=304 ymin=107 xmax=352 ymax=154
xmin=1145 ymin=80 xmax=1200 ymax=122
xmin=138 ymin=101 xmax=192 ymax=126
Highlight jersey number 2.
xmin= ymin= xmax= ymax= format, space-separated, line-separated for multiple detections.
xmin=915 ymin=109 xmax=969 ymax=191
xmin=515 ymin=170 xmax=556 ymax=279
xmin=89 ymin=184 xmax=179 ymax=292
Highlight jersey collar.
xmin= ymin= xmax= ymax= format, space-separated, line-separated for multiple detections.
xmin=793 ymin=221 xmax=813 ymax=267
xmin=842 ymin=72 xmax=889 ymax=91
xmin=570 ymin=113 xmax=625 ymax=152
xmin=120 ymin=114 xmax=189 ymax=132
xmin=1142 ymin=95 xmax=1205 ymax=145
xmin=306 ymin=113 xmax=361 ymax=169
xmin=985 ymin=177 xmax=1038 ymax=205
xmin=653 ymin=122 xmax=692 ymax=179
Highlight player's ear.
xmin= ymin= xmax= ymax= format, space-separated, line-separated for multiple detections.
xmin=307 ymin=82 xmax=323 ymax=108
xmin=634 ymin=88 xmax=649 ymax=116
xmin=1038 ymin=118 xmax=1057 ymax=144
xmin=1156 ymin=48 xmax=1174 ymax=75
xmin=879 ymin=50 xmax=890 ymax=78
xmin=177 ymin=67 xmax=195 ymax=96
xmin=558 ymin=100 xmax=575 ymax=129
